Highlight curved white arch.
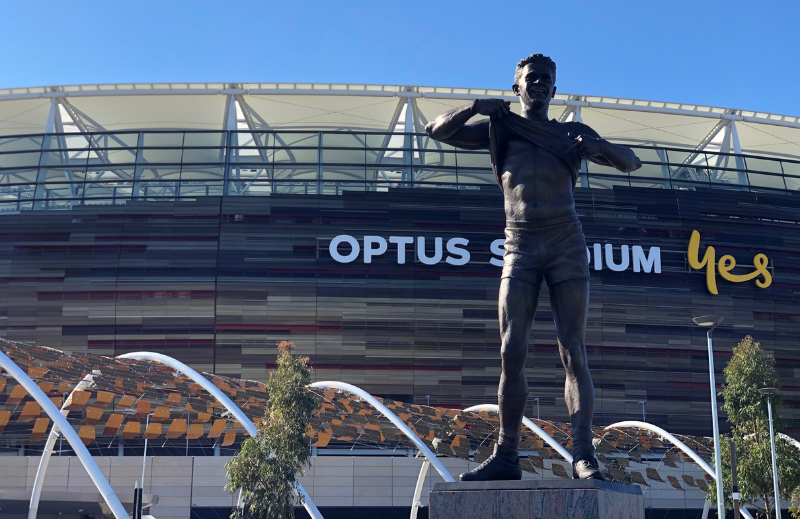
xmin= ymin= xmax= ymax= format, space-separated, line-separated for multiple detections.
xmin=118 ymin=352 xmax=323 ymax=519
xmin=779 ymin=432 xmax=800 ymax=451
xmin=463 ymin=403 xmax=573 ymax=463
xmin=29 ymin=372 xmax=97 ymax=519
xmin=0 ymin=350 xmax=129 ymax=519
xmin=309 ymin=381 xmax=455 ymax=482
xmin=606 ymin=421 xmax=754 ymax=519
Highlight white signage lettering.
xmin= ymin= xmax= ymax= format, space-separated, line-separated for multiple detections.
xmin=329 ymin=235 xmax=662 ymax=275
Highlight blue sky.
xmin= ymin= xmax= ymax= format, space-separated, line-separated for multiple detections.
xmin=2 ymin=1 xmax=798 ymax=115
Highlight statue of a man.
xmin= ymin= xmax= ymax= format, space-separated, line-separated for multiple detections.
xmin=425 ymin=54 xmax=642 ymax=481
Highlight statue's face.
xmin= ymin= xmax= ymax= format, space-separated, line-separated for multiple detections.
xmin=513 ymin=62 xmax=556 ymax=110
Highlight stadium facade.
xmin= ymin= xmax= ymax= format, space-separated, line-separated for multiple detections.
xmin=0 ymin=83 xmax=798 ymax=518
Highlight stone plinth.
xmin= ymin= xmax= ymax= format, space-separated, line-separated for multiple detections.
xmin=429 ymin=479 xmax=644 ymax=519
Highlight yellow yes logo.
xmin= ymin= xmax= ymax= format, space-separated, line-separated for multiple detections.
xmin=687 ymin=230 xmax=772 ymax=295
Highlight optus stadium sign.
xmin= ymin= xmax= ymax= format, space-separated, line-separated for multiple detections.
xmin=329 ymin=230 xmax=772 ymax=295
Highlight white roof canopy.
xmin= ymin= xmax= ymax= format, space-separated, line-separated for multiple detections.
xmin=0 ymin=83 xmax=797 ymax=159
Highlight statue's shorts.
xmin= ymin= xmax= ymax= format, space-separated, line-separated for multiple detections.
xmin=501 ymin=213 xmax=590 ymax=287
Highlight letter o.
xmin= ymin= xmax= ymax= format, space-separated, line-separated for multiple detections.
xmin=329 ymin=235 xmax=360 ymax=263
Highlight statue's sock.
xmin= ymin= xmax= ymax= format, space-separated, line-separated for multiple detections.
xmin=497 ymin=393 xmax=528 ymax=454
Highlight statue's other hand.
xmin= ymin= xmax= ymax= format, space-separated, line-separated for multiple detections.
xmin=472 ymin=99 xmax=511 ymax=119
xmin=566 ymin=133 xmax=603 ymax=157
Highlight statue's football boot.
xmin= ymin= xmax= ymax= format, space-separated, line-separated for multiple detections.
xmin=459 ymin=443 xmax=522 ymax=481
xmin=572 ymin=456 xmax=605 ymax=480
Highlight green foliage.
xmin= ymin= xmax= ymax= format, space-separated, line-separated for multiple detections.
xmin=706 ymin=336 xmax=800 ymax=518
xmin=225 ymin=341 xmax=320 ymax=519
xmin=791 ymin=486 xmax=800 ymax=518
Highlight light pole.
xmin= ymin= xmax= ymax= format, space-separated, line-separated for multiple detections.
xmin=759 ymin=387 xmax=781 ymax=519
xmin=693 ymin=315 xmax=725 ymax=517
xmin=533 ymin=397 xmax=540 ymax=420
xmin=638 ymin=401 xmax=646 ymax=422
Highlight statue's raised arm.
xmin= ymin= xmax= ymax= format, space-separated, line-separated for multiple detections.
xmin=424 ymin=99 xmax=511 ymax=150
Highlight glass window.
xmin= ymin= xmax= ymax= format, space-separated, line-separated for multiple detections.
xmin=34 ymin=199 xmax=74 ymax=210
xmin=323 ymin=148 xmax=365 ymax=164
xmin=39 ymin=151 xmax=89 ymax=167
xmin=43 ymin=134 xmax=91 ymax=150
xmin=780 ymin=160 xmax=800 ymax=177
xmin=366 ymin=147 xmax=406 ymax=165
xmin=630 ymin=147 xmax=664 ymax=163
xmin=587 ymin=175 xmax=630 ymax=189
xmin=743 ymin=156 xmax=782 ymax=174
xmin=0 ymin=152 xmax=41 ymax=169
xmin=0 ymin=168 xmax=37 ymax=185
xmin=34 ymin=183 xmax=83 ymax=200
xmin=783 ymin=176 xmax=800 ymax=191
xmin=366 ymin=133 xmax=405 ymax=149
xmin=415 ymin=137 xmax=455 ymax=152
xmin=586 ymin=161 xmax=624 ymax=176
xmin=90 ymin=133 xmax=139 ymax=148
xmin=456 ymin=168 xmax=494 ymax=185
xmin=137 ymin=148 xmax=183 ymax=163
xmin=456 ymin=151 xmax=491 ymax=169
xmin=179 ymin=181 xmax=224 ymax=197
xmin=87 ymin=167 xmax=135 ymax=182
xmin=323 ymin=133 xmax=365 ymax=148
xmin=629 ymin=178 xmax=670 ymax=189
xmin=141 ymin=133 xmax=184 ymax=147
xmin=230 ymin=132 xmax=272 ymax=148
xmin=274 ymin=133 xmax=317 ymax=147
xmin=136 ymin=181 xmax=179 ymax=198
xmin=229 ymin=166 xmax=270 ymax=182
xmin=710 ymin=169 xmax=747 ymax=186
xmin=416 ymin=151 xmax=457 ymax=168
xmin=84 ymin=182 xmax=134 ymax=199
xmin=413 ymin=168 xmax=458 ymax=184
xmin=0 ymin=186 xmax=32 ymax=201
xmin=0 ymin=200 xmax=32 ymax=213
xmin=180 ymin=165 xmax=225 ymax=180
xmin=747 ymin=172 xmax=786 ymax=190
xmin=0 ymin=135 xmax=43 ymax=153
xmin=273 ymin=167 xmax=317 ymax=181
xmin=88 ymin=148 xmax=137 ymax=165
xmin=273 ymin=148 xmax=318 ymax=163
xmin=41 ymin=167 xmax=87 ymax=183
xmin=631 ymin=162 xmax=667 ymax=179
xmin=136 ymin=166 xmax=181 ymax=181
xmin=181 ymin=148 xmax=226 ymax=163
xmin=230 ymin=147 xmax=272 ymax=164
xmin=321 ymin=182 xmax=365 ymax=195
xmin=272 ymin=182 xmax=317 ymax=195
xmin=367 ymin=167 xmax=408 ymax=184
xmin=229 ymin=181 xmax=271 ymax=196
xmin=183 ymin=132 xmax=226 ymax=147
xmin=322 ymin=167 xmax=366 ymax=181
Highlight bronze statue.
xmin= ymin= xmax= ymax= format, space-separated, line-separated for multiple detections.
xmin=425 ymin=54 xmax=641 ymax=481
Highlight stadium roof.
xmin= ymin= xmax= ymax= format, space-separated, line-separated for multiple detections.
xmin=1 ymin=83 xmax=799 ymax=160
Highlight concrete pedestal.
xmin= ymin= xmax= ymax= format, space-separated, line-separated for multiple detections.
xmin=429 ymin=479 xmax=644 ymax=519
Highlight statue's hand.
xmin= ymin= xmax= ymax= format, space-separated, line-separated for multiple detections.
xmin=566 ymin=133 xmax=604 ymax=157
xmin=472 ymin=98 xmax=511 ymax=119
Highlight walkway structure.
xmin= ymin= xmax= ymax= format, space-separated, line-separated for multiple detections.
xmin=607 ymin=421 xmax=754 ymax=519
xmin=0 ymin=350 xmax=130 ymax=519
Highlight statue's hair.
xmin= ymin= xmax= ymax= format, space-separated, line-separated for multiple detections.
xmin=514 ymin=54 xmax=556 ymax=84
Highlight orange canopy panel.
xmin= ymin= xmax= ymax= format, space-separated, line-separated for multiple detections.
xmin=57 ymin=382 xmax=71 ymax=394
xmin=221 ymin=430 xmax=236 ymax=447
xmin=28 ymin=366 xmax=48 ymax=379
xmin=117 ymin=395 xmax=135 ymax=408
xmin=49 ymin=396 xmax=63 ymax=408
xmin=130 ymin=399 xmax=151 ymax=419
xmin=194 ymin=412 xmax=211 ymax=423
xmin=0 ymin=379 xmax=6 ymax=393
xmin=65 ymin=390 xmax=90 ymax=411
xmin=0 ymin=410 xmax=10 ymax=434
xmin=165 ymin=419 xmax=187 ymax=439
xmin=151 ymin=406 xmax=170 ymax=422
xmin=29 ymin=417 xmax=50 ymax=442
xmin=186 ymin=423 xmax=204 ymax=440
xmin=37 ymin=381 xmax=54 ymax=393
xmin=103 ymin=414 xmax=124 ymax=436
xmin=82 ymin=407 xmax=104 ymax=425
xmin=17 ymin=401 xmax=41 ymax=422
xmin=95 ymin=391 xmax=114 ymax=406
xmin=312 ymin=431 xmax=332 ymax=448
xmin=78 ymin=426 xmax=95 ymax=445
xmin=207 ymin=419 xmax=226 ymax=439
xmin=6 ymin=385 xmax=27 ymax=405
xmin=143 ymin=423 xmax=162 ymax=440
xmin=166 ymin=392 xmax=181 ymax=405
xmin=121 ymin=422 xmax=141 ymax=439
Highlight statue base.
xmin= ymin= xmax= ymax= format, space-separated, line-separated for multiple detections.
xmin=429 ymin=479 xmax=644 ymax=519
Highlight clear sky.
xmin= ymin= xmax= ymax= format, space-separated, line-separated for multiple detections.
xmin=2 ymin=0 xmax=798 ymax=116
